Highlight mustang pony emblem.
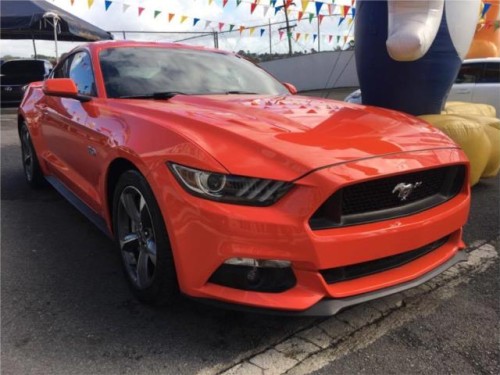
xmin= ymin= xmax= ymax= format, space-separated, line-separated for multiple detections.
xmin=392 ymin=182 xmax=422 ymax=201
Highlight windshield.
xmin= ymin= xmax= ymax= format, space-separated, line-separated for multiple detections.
xmin=99 ymin=47 xmax=288 ymax=98
xmin=1 ymin=60 xmax=45 ymax=77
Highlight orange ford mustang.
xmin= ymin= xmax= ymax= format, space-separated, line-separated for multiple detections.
xmin=18 ymin=41 xmax=470 ymax=315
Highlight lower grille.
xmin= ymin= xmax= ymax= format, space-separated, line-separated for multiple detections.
xmin=320 ymin=236 xmax=450 ymax=284
xmin=310 ymin=165 xmax=465 ymax=229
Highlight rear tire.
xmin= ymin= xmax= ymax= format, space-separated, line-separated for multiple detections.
xmin=113 ymin=170 xmax=177 ymax=306
xmin=19 ymin=122 xmax=44 ymax=188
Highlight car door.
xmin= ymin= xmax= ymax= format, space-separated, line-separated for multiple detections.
xmin=472 ymin=62 xmax=500 ymax=115
xmin=41 ymin=51 xmax=107 ymax=214
xmin=448 ymin=62 xmax=482 ymax=103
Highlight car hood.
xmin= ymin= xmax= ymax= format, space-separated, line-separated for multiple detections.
xmin=108 ymin=94 xmax=459 ymax=180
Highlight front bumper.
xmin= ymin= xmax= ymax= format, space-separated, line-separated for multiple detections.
xmin=192 ymin=250 xmax=468 ymax=316
xmin=153 ymin=148 xmax=470 ymax=313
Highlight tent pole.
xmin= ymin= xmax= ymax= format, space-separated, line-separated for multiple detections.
xmin=32 ymin=35 xmax=37 ymax=59
xmin=53 ymin=17 xmax=59 ymax=61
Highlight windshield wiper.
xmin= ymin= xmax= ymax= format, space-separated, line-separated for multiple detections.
xmin=118 ymin=91 xmax=185 ymax=99
xmin=224 ymin=91 xmax=258 ymax=95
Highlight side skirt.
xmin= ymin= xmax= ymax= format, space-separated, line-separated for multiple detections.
xmin=45 ymin=176 xmax=113 ymax=239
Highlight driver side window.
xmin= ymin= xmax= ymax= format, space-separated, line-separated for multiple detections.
xmin=69 ymin=51 xmax=96 ymax=96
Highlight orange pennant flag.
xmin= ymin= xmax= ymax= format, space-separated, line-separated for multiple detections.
xmin=298 ymin=11 xmax=304 ymax=22
xmin=168 ymin=13 xmax=175 ymax=22
xmin=239 ymin=26 xmax=245 ymax=34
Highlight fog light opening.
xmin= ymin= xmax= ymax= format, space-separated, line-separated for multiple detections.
xmin=209 ymin=258 xmax=296 ymax=293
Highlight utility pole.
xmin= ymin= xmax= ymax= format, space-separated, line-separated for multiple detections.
xmin=283 ymin=0 xmax=293 ymax=56
xmin=268 ymin=19 xmax=272 ymax=54
xmin=278 ymin=1 xmax=295 ymax=56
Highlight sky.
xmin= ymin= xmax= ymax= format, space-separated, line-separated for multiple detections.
xmin=1 ymin=0 xmax=356 ymax=58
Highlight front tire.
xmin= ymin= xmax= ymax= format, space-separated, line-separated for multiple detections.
xmin=113 ymin=170 xmax=177 ymax=306
xmin=19 ymin=122 xmax=44 ymax=188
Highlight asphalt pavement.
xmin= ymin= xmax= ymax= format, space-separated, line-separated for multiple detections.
xmin=1 ymin=107 xmax=498 ymax=375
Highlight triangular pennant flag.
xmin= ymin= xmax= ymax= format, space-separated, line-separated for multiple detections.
xmin=352 ymin=0 xmax=355 ymax=6
xmin=287 ymin=31 xmax=292 ymax=39
xmin=251 ymin=3 xmax=257 ymax=14
xmin=219 ymin=22 xmax=225 ymax=31
xmin=270 ymin=0 xmax=277 ymax=7
xmin=344 ymin=36 xmax=348 ymax=44
xmin=279 ymin=30 xmax=284 ymax=40
xmin=180 ymin=15 xmax=188 ymax=24
xmin=315 ymin=2 xmax=323 ymax=15
xmin=275 ymin=6 xmax=283 ymax=15
xmin=88 ymin=0 xmax=94 ymax=9
xmin=348 ymin=18 xmax=354 ymax=26
xmin=122 ymin=4 xmax=130 ymax=12
xmin=104 ymin=1 xmax=112 ymax=11
xmin=351 ymin=7 xmax=356 ymax=18
xmin=239 ymin=25 xmax=245 ymax=34
xmin=262 ymin=5 xmax=270 ymax=16
xmin=229 ymin=24 xmax=235 ymax=32
xmin=260 ymin=28 xmax=265 ymax=37
xmin=295 ymin=33 xmax=301 ymax=41
xmin=304 ymin=33 xmax=309 ymax=41
xmin=328 ymin=35 xmax=333 ymax=43
xmin=154 ymin=10 xmax=161 ymax=19
xmin=336 ymin=35 xmax=341 ymax=44
xmin=482 ymin=3 xmax=492 ymax=18
xmin=342 ymin=5 xmax=350 ymax=18
xmin=205 ymin=20 xmax=211 ymax=29
xmin=70 ymin=0 xmax=75 ymax=5
xmin=338 ymin=17 xmax=345 ymax=26
xmin=236 ymin=0 xmax=243 ymax=7
xmin=327 ymin=4 xmax=332 ymax=15
xmin=168 ymin=13 xmax=175 ymax=22
xmin=308 ymin=13 xmax=314 ymax=23
xmin=223 ymin=0 xmax=229 ymax=7
xmin=298 ymin=11 xmax=304 ymax=22
xmin=208 ymin=0 xmax=214 ymax=5
xmin=193 ymin=18 xmax=200 ymax=26
xmin=301 ymin=0 xmax=308 ymax=12
xmin=249 ymin=27 xmax=256 ymax=36
xmin=313 ymin=34 xmax=317 ymax=42
xmin=318 ymin=15 xmax=324 ymax=24
xmin=138 ymin=7 xmax=145 ymax=17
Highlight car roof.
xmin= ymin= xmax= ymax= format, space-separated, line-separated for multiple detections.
xmin=81 ymin=40 xmax=231 ymax=55
xmin=463 ymin=58 xmax=500 ymax=64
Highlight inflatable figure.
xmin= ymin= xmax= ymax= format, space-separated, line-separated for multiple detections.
xmin=355 ymin=0 xmax=500 ymax=185
xmin=467 ymin=0 xmax=500 ymax=58
xmin=355 ymin=0 xmax=480 ymax=116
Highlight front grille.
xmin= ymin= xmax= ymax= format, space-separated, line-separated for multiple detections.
xmin=310 ymin=165 xmax=465 ymax=229
xmin=320 ymin=235 xmax=450 ymax=284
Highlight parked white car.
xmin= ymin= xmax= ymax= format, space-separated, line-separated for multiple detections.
xmin=447 ymin=58 xmax=500 ymax=115
xmin=345 ymin=58 xmax=499 ymax=115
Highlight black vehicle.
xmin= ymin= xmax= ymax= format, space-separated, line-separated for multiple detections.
xmin=1 ymin=59 xmax=52 ymax=106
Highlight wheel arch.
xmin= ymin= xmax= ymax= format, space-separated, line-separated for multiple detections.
xmin=105 ymin=157 xmax=141 ymax=231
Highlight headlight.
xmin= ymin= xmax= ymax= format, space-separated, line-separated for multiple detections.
xmin=168 ymin=163 xmax=293 ymax=206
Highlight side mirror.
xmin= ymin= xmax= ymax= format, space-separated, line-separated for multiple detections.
xmin=282 ymin=82 xmax=298 ymax=95
xmin=43 ymin=78 xmax=91 ymax=102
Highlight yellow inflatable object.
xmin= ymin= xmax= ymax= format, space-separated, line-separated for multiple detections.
xmin=419 ymin=113 xmax=498 ymax=185
xmin=461 ymin=115 xmax=500 ymax=177
xmin=443 ymin=101 xmax=497 ymax=118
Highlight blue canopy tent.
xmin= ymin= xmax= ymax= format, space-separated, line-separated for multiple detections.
xmin=1 ymin=0 xmax=113 ymax=59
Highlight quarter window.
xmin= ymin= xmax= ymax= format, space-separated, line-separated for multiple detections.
xmin=479 ymin=63 xmax=500 ymax=83
xmin=69 ymin=52 xmax=96 ymax=96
